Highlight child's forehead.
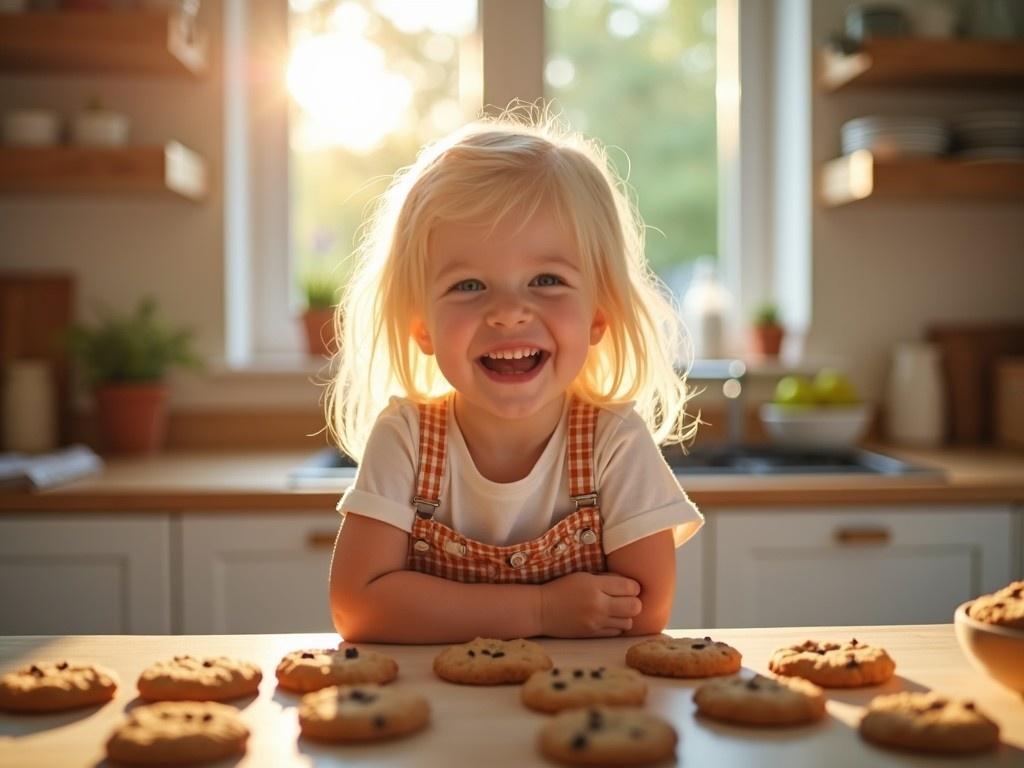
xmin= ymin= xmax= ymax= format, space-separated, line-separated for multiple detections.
xmin=429 ymin=207 xmax=578 ymax=260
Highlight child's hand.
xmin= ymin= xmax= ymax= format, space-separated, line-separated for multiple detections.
xmin=539 ymin=572 xmax=643 ymax=638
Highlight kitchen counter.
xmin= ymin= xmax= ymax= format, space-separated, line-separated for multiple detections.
xmin=1 ymin=626 xmax=1021 ymax=767
xmin=0 ymin=445 xmax=1022 ymax=511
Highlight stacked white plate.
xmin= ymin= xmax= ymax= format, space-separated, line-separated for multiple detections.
xmin=840 ymin=116 xmax=950 ymax=158
xmin=952 ymin=110 xmax=1024 ymax=160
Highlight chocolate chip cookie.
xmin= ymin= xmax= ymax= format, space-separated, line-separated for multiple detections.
xmin=693 ymin=673 xmax=826 ymax=726
xmin=299 ymin=684 xmax=430 ymax=742
xmin=276 ymin=646 xmax=398 ymax=693
xmin=626 ymin=635 xmax=742 ymax=678
xmin=538 ymin=707 xmax=678 ymax=766
xmin=105 ymin=701 xmax=249 ymax=765
xmin=768 ymin=638 xmax=895 ymax=687
xmin=0 ymin=660 xmax=118 ymax=712
xmin=859 ymin=692 xmax=1000 ymax=754
xmin=521 ymin=666 xmax=647 ymax=713
xmin=968 ymin=580 xmax=1024 ymax=629
xmin=433 ymin=637 xmax=552 ymax=685
xmin=137 ymin=655 xmax=262 ymax=702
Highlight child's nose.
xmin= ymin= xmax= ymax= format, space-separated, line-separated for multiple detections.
xmin=485 ymin=292 xmax=532 ymax=327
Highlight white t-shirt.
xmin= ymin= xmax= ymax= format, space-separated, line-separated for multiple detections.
xmin=337 ymin=395 xmax=703 ymax=554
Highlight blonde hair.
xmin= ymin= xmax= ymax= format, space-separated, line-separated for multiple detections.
xmin=327 ymin=105 xmax=696 ymax=462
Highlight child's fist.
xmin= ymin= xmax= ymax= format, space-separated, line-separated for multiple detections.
xmin=539 ymin=572 xmax=643 ymax=638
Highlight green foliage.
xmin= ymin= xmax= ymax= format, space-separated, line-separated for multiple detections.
xmin=302 ymin=270 xmax=339 ymax=310
xmin=68 ymin=297 xmax=202 ymax=386
xmin=754 ymin=303 xmax=780 ymax=327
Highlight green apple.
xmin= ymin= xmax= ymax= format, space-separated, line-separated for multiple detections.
xmin=813 ymin=368 xmax=860 ymax=405
xmin=773 ymin=375 xmax=816 ymax=406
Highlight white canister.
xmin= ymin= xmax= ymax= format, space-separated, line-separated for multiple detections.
xmin=70 ymin=109 xmax=130 ymax=147
xmin=2 ymin=109 xmax=61 ymax=147
xmin=885 ymin=342 xmax=946 ymax=446
xmin=2 ymin=359 xmax=58 ymax=454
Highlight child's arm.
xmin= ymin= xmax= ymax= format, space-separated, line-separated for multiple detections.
xmin=329 ymin=513 xmax=643 ymax=643
xmin=605 ymin=530 xmax=676 ymax=635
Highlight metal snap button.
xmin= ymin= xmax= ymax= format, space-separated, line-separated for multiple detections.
xmin=444 ymin=540 xmax=467 ymax=556
xmin=508 ymin=551 xmax=528 ymax=568
xmin=413 ymin=539 xmax=430 ymax=552
xmin=551 ymin=541 xmax=569 ymax=555
xmin=579 ymin=529 xmax=598 ymax=546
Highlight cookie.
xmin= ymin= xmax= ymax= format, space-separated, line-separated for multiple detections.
xmin=137 ymin=655 xmax=262 ymax=702
xmin=433 ymin=637 xmax=552 ymax=685
xmin=538 ymin=707 xmax=677 ymax=767
xmin=276 ymin=646 xmax=398 ymax=693
xmin=969 ymin=580 xmax=1024 ymax=629
xmin=693 ymin=673 xmax=826 ymax=726
xmin=0 ymin=660 xmax=118 ymax=712
xmin=626 ymin=635 xmax=742 ymax=678
xmin=298 ymin=684 xmax=430 ymax=743
xmin=768 ymin=638 xmax=895 ymax=687
xmin=521 ymin=666 xmax=647 ymax=713
xmin=105 ymin=700 xmax=249 ymax=765
xmin=859 ymin=692 xmax=1000 ymax=755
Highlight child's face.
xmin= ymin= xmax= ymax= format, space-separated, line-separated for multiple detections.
xmin=412 ymin=207 xmax=606 ymax=422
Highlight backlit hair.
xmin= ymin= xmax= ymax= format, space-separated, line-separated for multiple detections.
xmin=326 ymin=104 xmax=695 ymax=461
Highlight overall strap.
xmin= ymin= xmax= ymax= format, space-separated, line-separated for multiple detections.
xmin=413 ymin=397 xmax=449 ymax=518
xmin=567 ymin=395 xmax=599 ymax=510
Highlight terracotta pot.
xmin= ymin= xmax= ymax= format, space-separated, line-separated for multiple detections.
xmin=752 ymin=324 xmax=784 ymax=358
xmin=94 ymin=382 xmax=169 ymax=455
xmin=302 ymin=309 xmax=338 ymax=357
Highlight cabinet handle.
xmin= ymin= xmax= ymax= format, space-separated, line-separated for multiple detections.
xmin=834 ymin=526 xmax=891 ymax=545
xmin=306 ymin=531 xmax=337 ymax=550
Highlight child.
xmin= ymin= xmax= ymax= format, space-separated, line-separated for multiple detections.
xmin=327 ymin=107 xmax=703 ymax=644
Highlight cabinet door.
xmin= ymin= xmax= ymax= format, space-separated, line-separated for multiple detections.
xmin=713 ymin=505 xmax=1014 ymax=628
xmin=670 ymin=528 xmax=704 ymax=629
xmin=181 ymin=512 xmax=340 ymax=634
xmin=0 ymin=514 xmax=171 ymax=634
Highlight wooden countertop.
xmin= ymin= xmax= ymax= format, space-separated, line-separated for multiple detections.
xmin=1 ymin=626 xmax=1021 ymax=767
xmin=0 ymin=445 xmax=1022 ymax=511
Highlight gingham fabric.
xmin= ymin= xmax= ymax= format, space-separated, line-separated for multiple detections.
xmin=407 ymin=395 xmax=606 ymax=584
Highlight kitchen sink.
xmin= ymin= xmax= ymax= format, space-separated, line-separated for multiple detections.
xmin=287 ymin=443 xmax=943 ymax=489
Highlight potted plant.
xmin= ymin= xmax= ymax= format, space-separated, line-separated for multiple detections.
xmin=68 ymin=297 xmax=201 ymax=454
xmin=300 ymin=270 xmax=340 ymax=357
xmin=752 ymin=303 xmax=785 ymax=358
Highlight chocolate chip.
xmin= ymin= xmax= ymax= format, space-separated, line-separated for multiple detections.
xmin=373 ymin=715 xmax=386 ymax=729
xmin=815 ymin=649 xmax=826 ymax=655
xmin=587 ymin=709 xmax=603 ymax=730
xmin=553 ymin=681 xmax=567 ymax=690
xmin=184 ymin=713 xmax=193 ymax=721
xmin=845 ymin=659 xmax=859 ymax=668
xmin=573 ymin=669 xmax=584 ymax=678
xmin=491 ymin=651 xmax=505 ymax=659
xmin=56 ymin=661 xmax=68 ymax=670
xmin=692 ymin=643 xmax=706 ymax=650
xmin=630 ymin=727 xmax=645 ymax=739
xmin=704 ymin=636 xmax=712 ymax=642
xmin=160 ymin=712 xmax=171 ymax=719
xmin=551 ymin=668 xmax=560 ymax=675
xmin=994 ymin=602 xmax=1005 ymax=608
xmin=746 ymin=680 xmax=759 ymax=690
xmin=590 ymin=670 xmax=603 ymax=679
xmin=571 ymin=734 xmax=587 ymax=750
xmin=467 ymin=650 xmax=476 ymax=657
xmin=850 ymin=638 xmax=858 ymax=646
xmin=29 ymin=665 xmax=43 ymax=677
xmin=345 ymin=647 xmax=359 ymax=659
xmin=301 ymin=652 xmax=315 ymax=659
xmin=481 ymin=650 xmax=492 ymax=656
xmin=1011 ymin=589 xmax=1021 ymax=599
xmin=202 ymin=713 xmax=213 ymax=722
xmin=721 ymin=651 xmax=729 ymax=656
xmin=350 ymin=689 xmax=376 ymax=703
xmin=202 ymin=660 xmax=213 ymax=668
xmin=928 ymin=700 xmax=946 ymax=710
xmin=964 ymin=701 xmax=976 ymax=710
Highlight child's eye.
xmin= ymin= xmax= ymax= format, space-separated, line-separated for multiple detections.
xmin=451 ymin=278 xmax=485 ymax=292
xmin=531 ymin=274 xmax=565 ymax=287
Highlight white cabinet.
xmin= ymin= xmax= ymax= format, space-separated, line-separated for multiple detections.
xmin=0 ymin=514 xmax=172 ymax=635
xmin=670 ymin=527 xmax=704 ymax=630
xmin=711 ymin=505 xmax=1016 ymax=628
xmin=180 ymin=512 xmax=340 ymax=634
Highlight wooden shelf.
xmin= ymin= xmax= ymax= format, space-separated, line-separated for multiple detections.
xmin=0 ymin=142 xmax=207 ymax=202
xmin=821 ymin=150 xmax=1024 ymax=206
xmin=820 ymin=38 xmax=1024 ymax=92
xmin=0 ymin=10 xmax=206 ymax=78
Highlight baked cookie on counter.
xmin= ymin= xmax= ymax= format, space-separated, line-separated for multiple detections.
xmin=433 ymin=637 xmax=552 ymax=685
xmin=768 ymin=638 xmax=895 ymax=687
xmin=0 ymin=660 xmax=118 ymax=712
xmin=105 ymin=700 xmax=249 ymax=765
xmin=276 ymin=646 xmax=398 ymax=693
xmin=969 ymin=580 xmax=1024 ymax=629
xmin=538 ymin=706 xmax=678 ymax=767
xmin=521 ymin=666 xmax=647 ymax=713
xmin=859 ymin=691 xmax=1000 ymax=755
xmin=626 ymin=635 xmax=742 ymax=678
xmin=693 ymin=673 xmax=826 ymax=726
xmin=137 ymin=655 xmax=261 ymax=702
xmin=299 ymin=684 xmax=430 ymax=743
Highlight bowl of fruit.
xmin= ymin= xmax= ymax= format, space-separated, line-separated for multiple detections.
xmin=759 ymin=369 xmax=872 ymax=448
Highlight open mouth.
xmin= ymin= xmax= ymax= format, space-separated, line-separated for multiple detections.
xmin=478 ymin=350 xmax=548 ymax=376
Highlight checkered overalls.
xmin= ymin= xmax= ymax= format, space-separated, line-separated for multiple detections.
xmin=406 ymin=395 xmax=606 ymax=583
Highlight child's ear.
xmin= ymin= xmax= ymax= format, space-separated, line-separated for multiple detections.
xmin=410 ymin=316 xmax=435 ymax=355
xmin=589 ymin=309 xmax=607 ymax=345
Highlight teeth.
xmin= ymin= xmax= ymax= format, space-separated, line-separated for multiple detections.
xmin=484 ymin=347 xmax=540 ymax=360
